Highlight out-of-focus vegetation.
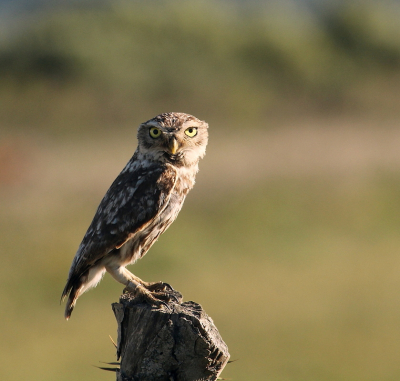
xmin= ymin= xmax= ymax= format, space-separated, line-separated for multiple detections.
xmin=1 ymin=0 xmax=400 ymax=133
xmin=2 ymin=1 xmax=400 ymax=381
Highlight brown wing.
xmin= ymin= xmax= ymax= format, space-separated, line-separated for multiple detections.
xmin=62 ymin=162 xmax=177 ymax=300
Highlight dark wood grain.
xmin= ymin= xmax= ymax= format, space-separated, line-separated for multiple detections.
xmin=112 ymin=291 xmax=230 ymax=381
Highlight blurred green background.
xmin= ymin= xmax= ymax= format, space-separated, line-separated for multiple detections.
xmin=2 ymin=0 xmax=400 ymax=380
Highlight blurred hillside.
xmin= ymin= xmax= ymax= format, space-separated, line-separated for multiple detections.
xmin=2 ymin=1 xmax=400 ymax=381
xmin=1 ymin=0 xmax=400 ymax=134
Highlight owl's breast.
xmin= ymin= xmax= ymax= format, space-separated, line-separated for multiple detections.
xmin=120 ymin=164 xmax=197 ymax=265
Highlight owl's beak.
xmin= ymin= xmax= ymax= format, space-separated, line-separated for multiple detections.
xmin=168 ymin=137 xmax=179 ymax=155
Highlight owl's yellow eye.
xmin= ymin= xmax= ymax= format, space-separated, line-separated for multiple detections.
xmin=149 ymin=127 xmax=162 ymax=139
xmin=185 ymin=127 xmax=197 ymax=137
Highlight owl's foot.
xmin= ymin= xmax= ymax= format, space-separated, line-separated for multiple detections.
xmin=124 ymin=282 xmax=182 ymax=307
xmin=141 ymin=281 xmax=174 ymax=293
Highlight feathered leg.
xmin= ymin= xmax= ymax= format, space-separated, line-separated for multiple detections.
xmin=105 ymin=265 xmax=180 ymax=305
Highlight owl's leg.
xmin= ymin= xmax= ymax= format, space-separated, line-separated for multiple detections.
xmin=104 ymin=264 xmax=142 ymax=287
xmin=105 ymin=265 xmax=179 ymax=306
xmin=105 ymin=264 xmax=171 ymax=291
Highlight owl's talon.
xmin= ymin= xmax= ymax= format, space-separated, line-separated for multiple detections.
xmin=142 ymin=281 xmax=174 ymax=292
xmin=159 ymin=301 xmax=171 ymax=310
xmin=155 ymin=291 xmax=183 ymax=304
xmin=151 ymin=291 xmax=174 ymax=301
xmin=162 ymin=282 xmax=174 ymax=291
xmin=170 ymin=294 xmax=180 ymax=303
xmin=131 ymin=285 xmax=170 ymax=307
xmin=130 ymin=284 xmax=182 ymax=307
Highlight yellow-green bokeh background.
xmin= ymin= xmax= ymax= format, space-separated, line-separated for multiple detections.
xmin=2 ymin=1 xmax=400 ymax=380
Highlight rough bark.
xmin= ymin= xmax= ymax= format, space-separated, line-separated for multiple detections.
xmin=112 ymin=291 xmax=230 ymax=381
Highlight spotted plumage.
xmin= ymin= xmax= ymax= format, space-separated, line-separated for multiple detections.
xmin=61 ymin=112 xmax=208 ymax=319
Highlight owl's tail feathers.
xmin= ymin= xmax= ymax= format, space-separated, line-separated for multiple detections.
xmin=64 ymin=285 xmax=82 ymax=320
xmin=61 ymin=266 xmax=106 ymax=320
xmin=61 ymin=276 xmax=84 ymax=320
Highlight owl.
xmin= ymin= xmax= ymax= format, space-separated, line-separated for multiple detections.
xmin=61 ymin=112 xmax=208 ymax=319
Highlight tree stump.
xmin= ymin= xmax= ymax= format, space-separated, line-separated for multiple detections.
xmin=111 ymin=290 xmax=230 ymax=381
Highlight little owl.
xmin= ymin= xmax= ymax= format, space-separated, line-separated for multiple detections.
xmin=61 ymin=112 xmax=208 ymax=319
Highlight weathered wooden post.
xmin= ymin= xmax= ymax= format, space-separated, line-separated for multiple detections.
xmin=111 ymin=289 xmax=230 ymax=381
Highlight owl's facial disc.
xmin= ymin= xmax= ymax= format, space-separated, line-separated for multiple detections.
xmin=137 ymin=113 xmax=208 ymax=165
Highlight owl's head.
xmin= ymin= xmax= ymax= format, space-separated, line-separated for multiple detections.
xmin=137 ymin=112 xmax=208 ymax=166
